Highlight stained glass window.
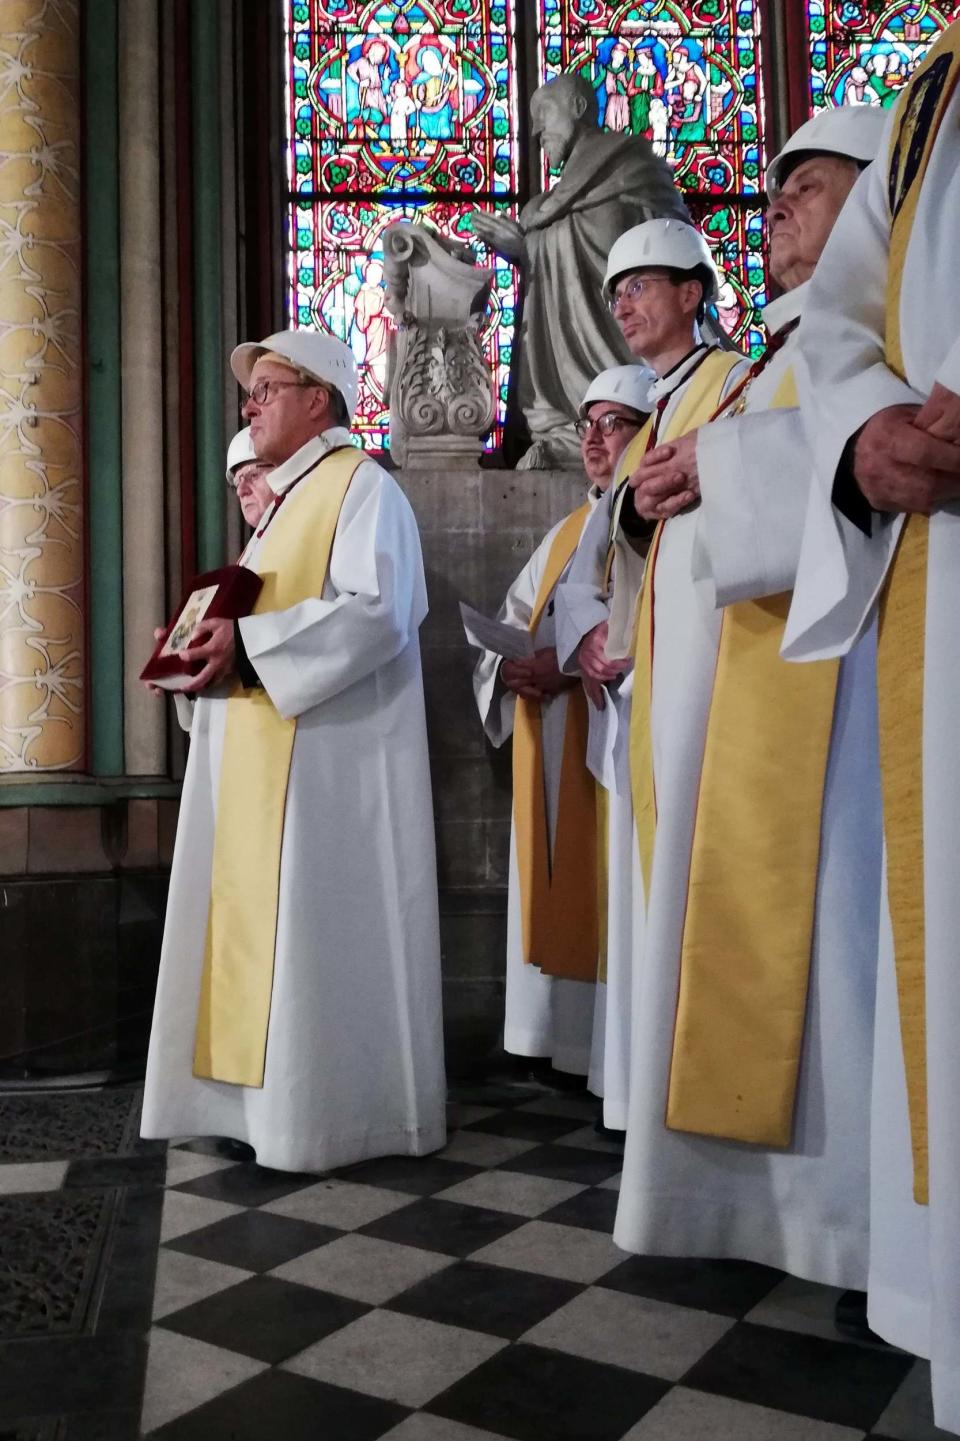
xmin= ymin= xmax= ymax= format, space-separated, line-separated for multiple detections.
xmin=806 ymin=1 xmax=959 ymax=113
xmin=286 ymin=0 xmax=521 ymax=447
xmin=538 ymin=0 xmax=769 ymax=355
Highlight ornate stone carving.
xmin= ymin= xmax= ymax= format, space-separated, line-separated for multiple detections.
xmin=382 ymin=221 xmax=495 ymax=469
xmin=0 ymin=0 xmax=84 ymax=769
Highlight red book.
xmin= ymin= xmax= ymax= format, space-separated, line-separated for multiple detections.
xmin=139 ymin=564 xmax=263 ymax=691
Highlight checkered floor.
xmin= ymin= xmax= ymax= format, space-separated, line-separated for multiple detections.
xmin=138 ymin=1080 xmax=948 ymax=1441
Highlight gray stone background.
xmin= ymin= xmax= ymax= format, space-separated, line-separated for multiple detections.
xmin=406 ymin=465 xmax=586 ymax=1069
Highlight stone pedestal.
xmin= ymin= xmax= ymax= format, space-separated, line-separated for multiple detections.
xmin=396 ymin=465 xmax=586 ymax=1072
xmin=404 ymin=434 xmax=484 ymax=471
xmin=382 ymin=221 xmax=494 ymax=471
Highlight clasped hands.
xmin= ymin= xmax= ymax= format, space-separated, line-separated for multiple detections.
xmin=850 ymin=383 xmax=960 ymax=515
xmin=624 ymin=382 xmax=960 ymax=523
xmin=501 ymin=648 xmax=575 ymax=703
xmin=627 ymin=430 xmax=700 ymax=523
xmin=577 ymin=621 xmax=630 ymax=711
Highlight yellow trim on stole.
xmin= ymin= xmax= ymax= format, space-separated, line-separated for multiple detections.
xmin=873 ymin=24 xmax=960 ymax=1201
xmin=628 ymin=349 xmax=744 ymax=894
xmin=595 ymin=784 xmax=609 ymax=984
xmin=513 ymin=503 xmax=599 ymax=981
xmin=666 ymin=367 xmax=842 ymax=1146
xmin=193 ymin=447 xmax=365 ymax=1087
xmin=604 ymin=350 xmax=743 ymax=595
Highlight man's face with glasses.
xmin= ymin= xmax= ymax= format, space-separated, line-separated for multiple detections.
xmin=228 ymin=460 xmax=276 ymax=528
xmin=242 ymin=357 xmax=336 ymax=466
xmin=608 ymin=269 xmax=691 ymax=362
xmin=577 ymin=401 xmax=645 ymax=490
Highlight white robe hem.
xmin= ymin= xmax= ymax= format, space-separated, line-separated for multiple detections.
xmin=614 ymin=1193 xmax=869 ymax=1290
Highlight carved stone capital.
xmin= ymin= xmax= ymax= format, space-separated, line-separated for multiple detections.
xmin=382 ymin=221 xmax=496 ymax=469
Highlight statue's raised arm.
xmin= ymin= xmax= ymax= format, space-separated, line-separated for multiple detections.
xmin=471 ymin=211 xmax=527 ymax=267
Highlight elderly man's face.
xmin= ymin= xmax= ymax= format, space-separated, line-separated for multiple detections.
xmin=531 ymin=88 xmax=580 ymax=168
xmin=767 ymin=154 xmax=861 ymax=291
xmin=242 ymin=356 xmax=335 ymax=466
xmin=579 ymin=401 xmax=644 ymax=490
xmin=232 ymin=461 xmax=276 ymax=527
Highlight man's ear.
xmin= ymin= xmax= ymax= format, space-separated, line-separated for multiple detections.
xmin=308 ymin=385 xmax=335 ymax=424
xmin=572 ymin=93 xmax=588 ymax=120
xmin=682 ymin=279 xmax=704 ymax=318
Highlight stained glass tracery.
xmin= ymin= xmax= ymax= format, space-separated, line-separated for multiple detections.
xmin=538 ymin=0 xmax=769 ymax=354
xmin=286 ymin=0 xmax=776 ymax=445
xmin=286 ymin=0 xmax=521 ymax=447
xmin=806 ymin=0 xmax=960 ymax=113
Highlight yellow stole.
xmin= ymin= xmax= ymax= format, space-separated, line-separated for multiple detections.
xmin=604 ymin=349 xmax=743 ymax=593
xmin=625 ymin=348 xmax=745 ymax=882
xmin=193 ymin=447 xmax=365 ymax=1087
xmin=513 ymin=503 xmax=598 ymax=981
xmin=595 ymin=785 xmax=609 ymax=983
xmin=629 ymin=348 xmax=844 ymax=1144
xmin=874 ymin=23 xmax=960 ymax=1202
xmin=666 ymin=366 xmax=840 ymax=1146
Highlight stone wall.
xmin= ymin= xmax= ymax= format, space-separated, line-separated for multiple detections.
xmin=402 ymin=466 xmax=587 ymax=1071
xmin=0 ymin=467 xmax=587 ymax=1078
xmin=0 ymin=798 xmax=177 ymax=1077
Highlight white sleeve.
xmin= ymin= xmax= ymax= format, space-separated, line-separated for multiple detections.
xmin=935 ymin=333 xmax=960 ymax=396
xmin=694 ymin=406 xmax=811 ymax=605
xmin=472 ymin=535 xmax=552 ymax=748
xmin=798 ymin=156 xmax=922 ymax=480
xmin=173 ymin=692 xmax=195 ymax=734
xmin=784 ymin=154 xmax=921 ymax=660
xmin=554 ymin=498 xmax=612 ymax=674
xmin=238 ymin=464 xmax=427 ymax=719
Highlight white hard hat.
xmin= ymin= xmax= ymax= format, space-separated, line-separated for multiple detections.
xmin=579 ymin=364 xmax=655 ymax=419
xmin=603 ymin=218 xmax=719 ymax=302
xmin=230 ymin=329 xmax=359 ymax=423
xmin=225 ymin=425 xmax=257 ymax=481
xmin=766 ymin=105 xmax=887 ymax=198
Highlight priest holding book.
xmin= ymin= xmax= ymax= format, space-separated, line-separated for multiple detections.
xmin=140 ymin=330 xmax=447 ymax=1173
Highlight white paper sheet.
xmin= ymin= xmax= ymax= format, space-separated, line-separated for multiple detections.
xmin=586 ymin=690 xmax=620 ymax=791
xmin=460 ymin=603 xmax=535 ymax=662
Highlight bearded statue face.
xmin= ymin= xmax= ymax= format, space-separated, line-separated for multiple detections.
xmin=530 ymin=82 xmax=590 ymax=168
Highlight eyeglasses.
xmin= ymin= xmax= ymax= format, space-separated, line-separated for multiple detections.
xmin=245 ymin=377 xmax=317 ymax=407
xmin=608 ymin=274 xmax=672 ymax=316
xmin=227 ymin=464 xmax=270 ymax=492
xmin=575 ymin=413 xmax=641 ymax=439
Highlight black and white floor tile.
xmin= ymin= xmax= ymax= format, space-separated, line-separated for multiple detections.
xmin=0 ymin=1079 xmax=953 ymax=1440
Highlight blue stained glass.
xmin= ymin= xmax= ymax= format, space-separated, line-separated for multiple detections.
xmin=805 ymin=0 xmax=959 ymax=113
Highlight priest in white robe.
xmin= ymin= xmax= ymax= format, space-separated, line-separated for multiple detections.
xmin=555 ymin=220 xmax=744 ymax=1130
xmin=782 ymin=30 xmax=960 ymax=1430
xmin=141 ymin=330 xmax=447 ymax=1173
xmin=472 ymin=365 xmax=651 ymax=1079
xmin=612 ymin=107 xmax=887 ymax=1292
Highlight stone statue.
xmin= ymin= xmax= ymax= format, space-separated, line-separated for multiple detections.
xmin=473 ymin=73 xmax=691 ymax=469
xmin=382 ymin=220 xmax=495 ymax=470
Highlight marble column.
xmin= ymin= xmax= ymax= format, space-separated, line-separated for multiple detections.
xmin=119 ymin=0 xmax=166 ymax=775
xmin=0 ymin=0 xmax=84 ymax=772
